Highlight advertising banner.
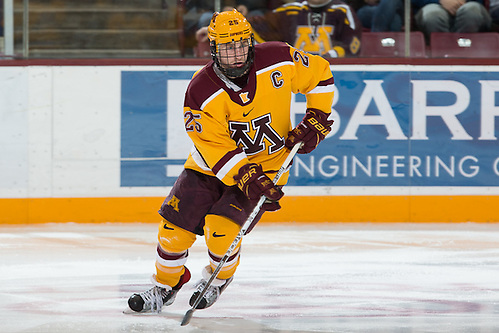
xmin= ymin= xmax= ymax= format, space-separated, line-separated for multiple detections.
xmin=121 ymin=67 xmax=499 ymax=188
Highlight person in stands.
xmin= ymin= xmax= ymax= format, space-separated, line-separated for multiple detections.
xmin=355 ymin=0 xmax=404 ymax=32
xmin=412 ymin=0 xmax=492 ymax=42
xmin=490 ymin=0 xmax=499 ymax=30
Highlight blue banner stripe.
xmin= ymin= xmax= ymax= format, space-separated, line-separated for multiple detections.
xmin=121 ymin=71 xmax=167 ymax=158
xmin=120 ymin=70 xmax=499 ymax=187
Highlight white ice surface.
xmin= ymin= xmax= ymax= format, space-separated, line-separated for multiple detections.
xmin=0 ymin=222 xmax=498 ymax=333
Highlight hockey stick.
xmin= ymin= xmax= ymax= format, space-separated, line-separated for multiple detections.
xmin=180 ymin=142 xmax=302 ymax=326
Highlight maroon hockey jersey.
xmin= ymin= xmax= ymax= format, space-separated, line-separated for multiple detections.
xmin=249 ymin=0 xmax=362 ymax=57
xmin=182 ymin=41 xmax=335 ymax=186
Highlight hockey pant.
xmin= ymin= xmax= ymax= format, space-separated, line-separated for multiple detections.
xmin=153 ymin=215 xmax=241 ymax=288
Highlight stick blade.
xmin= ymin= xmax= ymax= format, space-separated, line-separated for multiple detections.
xmin=180 ymin=309 xmax=194 ymax=326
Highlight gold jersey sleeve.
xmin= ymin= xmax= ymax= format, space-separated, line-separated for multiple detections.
xmin=182 ymin=41 xmax=334 ymax=186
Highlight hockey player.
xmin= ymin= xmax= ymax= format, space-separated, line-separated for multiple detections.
xmin=127 ymin=9 xmax=335 ymax=313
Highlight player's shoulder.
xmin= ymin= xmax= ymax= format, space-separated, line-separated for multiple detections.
xmin=253 ymin=41 xmax=294 ymax=71
xmin=188 ymin=61 xmax=214 ymax=89
xmin=185 ymin=61 xmax=221 ymax=109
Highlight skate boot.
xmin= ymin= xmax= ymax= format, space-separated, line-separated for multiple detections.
xmin=189 ymin=265 xmax=233 ymax=309
xmin=128 ymin=267 xmax=191 ymax=313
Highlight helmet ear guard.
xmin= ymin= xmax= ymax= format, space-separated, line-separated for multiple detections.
xmin=207 ymin=9 xmax=255 ymax=79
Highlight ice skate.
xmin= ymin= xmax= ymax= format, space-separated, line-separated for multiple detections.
xmin=128 ymin=267 xmax=191 ymax=313
xmin=189 ymin=265 xmax=233 ymax=309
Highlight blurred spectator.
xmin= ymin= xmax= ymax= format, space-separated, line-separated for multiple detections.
xmin=249 ymin=0 xmax=362 ymax=57
xmin=491 ymin=0 xmax=499 ymax=30
xmin=197 ymin=1 xmax=282 ymax=28
xmin=236 ymin=1 xmax=284 ymax=17
xmin=197 ymin=2 xmax=239 ymax=29
xmin=183 ymin=0 xmax=219 ymax=39
xmin=412 ymin=0 xmax=492 ymax=42
xmin=356 ymin=0 xmax=404 ymax=31
xmin=190 ymin=1 xmax=282 ymax=55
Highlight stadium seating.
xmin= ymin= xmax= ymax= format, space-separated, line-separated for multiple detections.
xmin=13 ymin=0 xmax=183 ymax=59
xmin=360 ymin=31 xmax=427 ymax=58
xmin=430 ymin=32 xmax=499 ymax=58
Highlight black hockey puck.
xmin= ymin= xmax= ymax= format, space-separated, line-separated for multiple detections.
xmin=128 ymin=294 xmax=144 ymax=312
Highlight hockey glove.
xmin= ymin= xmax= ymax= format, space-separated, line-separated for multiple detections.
xmin=285 ymin=108 xmax=334 ymax=154
xmin=234 ymin=163 xmax=284 ymax=203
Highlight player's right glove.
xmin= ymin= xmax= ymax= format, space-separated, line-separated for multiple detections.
xmin=234 ymin=163 xmax=284 ymax=203
xmin=285 ymin=108 xmax=334 ymax=154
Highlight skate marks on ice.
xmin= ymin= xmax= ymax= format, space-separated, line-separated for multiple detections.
xmin=123 ymin=309 xmax=285 ymax=333
xmin=0 ymin=222 xmax=498 ymax=332
xmin=121 ymin=288 xmax=284 ymax=332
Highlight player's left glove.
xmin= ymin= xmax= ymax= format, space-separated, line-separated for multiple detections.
xmin=285 ymin=108 xmax=334 ymax=154
xmin=234 ymin=163 xmax=284 ymax=210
